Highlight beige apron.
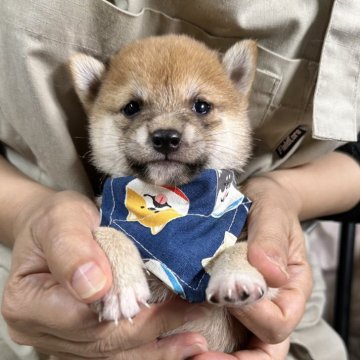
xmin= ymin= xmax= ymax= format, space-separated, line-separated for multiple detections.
xmin=1 ymin=0 xmax=359 ymax=358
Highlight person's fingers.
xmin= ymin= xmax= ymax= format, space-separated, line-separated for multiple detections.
xmin=229 ymin=255 xmax=312 ymax=343
xmin=116 ymin=332 xmax=208 ymax=360
xmin=40 ymin=192 xmax=112 ymax=303
xmin=239 ymin=180 xmax=313 ymax=343
xmin=4 ymin=286 xmax=209 ymax=353
xmin=192 ymin=352 xmax=235 ymax=360
xmin=80 ymin=299 xmax=210 ymax=353
xmin=239 ymin=219 xmax=311 ymax=342
xmin=246 ymin=203 xmax=292 ymax=288
xmin=243 ymin=175 xmax=308 ymax=288
xmin=2 ymin=272 xmax=106 ymax=341
xmin=41 ymin=332 xmax=207 ymax=360
xmin=12 ymin=191 xmax=113 ymax=303
xmin=192 ymin=336 xmax=290 ymax=360
xmin=233 ymin=336 xmax=290 ymax=360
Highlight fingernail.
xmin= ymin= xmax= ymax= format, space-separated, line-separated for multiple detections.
xmin=71 ymin=262 xmax=107 ymax=299
xmin=184 ymin=305 xmax=211 ymax=323
xmin=182 ymin=343 xmax=208 ymax=359
xmin=266 ymin=254 xmax=289 ymax=278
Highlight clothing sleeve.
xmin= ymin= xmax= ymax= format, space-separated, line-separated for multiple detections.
xmin=321 ymin=132 xmax=360 ymax=223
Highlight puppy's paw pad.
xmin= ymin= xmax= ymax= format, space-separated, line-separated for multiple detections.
xmin=206 ymin=272 xmax=267 ymax=307
xmin=91 ymin=281 xmax=150 ymax=323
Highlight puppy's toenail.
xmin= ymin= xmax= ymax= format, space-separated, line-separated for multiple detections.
xmin=209 ymin=295 xmax=219 ymax=304
xmin=143 ymin=302 xmax=151 ymax=309
xmin=240 ymin=291 xmax=250 ymax=301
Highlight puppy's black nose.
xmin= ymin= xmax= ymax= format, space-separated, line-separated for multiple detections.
xmin=151 ymin=129 xmax=181 ymax=155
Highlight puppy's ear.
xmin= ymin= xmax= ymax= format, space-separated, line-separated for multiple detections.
xmin=69 ymin=54 xmax=106 ymax=113
xmin=222 ymin=40 xmax=257 ymax=98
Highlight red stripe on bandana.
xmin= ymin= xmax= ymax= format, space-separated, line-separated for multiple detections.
xmin=162 ymin=185 xmax=189 ymax=202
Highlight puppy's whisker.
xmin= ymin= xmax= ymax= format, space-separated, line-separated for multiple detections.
xmin=81 ymin=149 xmax=93 ymax=156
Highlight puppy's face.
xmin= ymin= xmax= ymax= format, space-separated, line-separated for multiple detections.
xmin=70 ymin=35 xmax=256 ymax=185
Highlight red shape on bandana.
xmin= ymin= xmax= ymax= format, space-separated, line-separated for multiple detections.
xmin=162 ymin=185 xmax=189 ymax=203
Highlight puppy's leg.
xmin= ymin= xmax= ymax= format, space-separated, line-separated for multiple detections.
xmin=91 ymin=227 xmax=150 ymax=322
xmin=206 ymin=242 xmax=272 ymax=307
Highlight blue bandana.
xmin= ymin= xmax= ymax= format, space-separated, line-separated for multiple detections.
xmin=100 ymin=169 xmax=251 ymax=302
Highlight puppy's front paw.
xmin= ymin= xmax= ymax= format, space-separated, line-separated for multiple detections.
xmin=91 ymin=227 xmax=151 ymax=323
xmin=91 ymin=276 xmax=150 ymax=323
xmin=206 ymin=271 xmax=267 ymax=307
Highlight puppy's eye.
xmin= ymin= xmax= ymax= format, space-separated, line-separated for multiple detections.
xmin=192 ymin=100 xmax=212 ymax=115
xmin=122 ymin=101 xmax=141 ymax=117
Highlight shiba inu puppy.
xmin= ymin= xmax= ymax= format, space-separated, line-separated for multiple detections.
xmin=69 ymin=35 xmax=272 ymax=352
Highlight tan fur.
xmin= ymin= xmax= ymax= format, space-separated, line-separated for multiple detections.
xmin=69 ymin=35 xmax=273 ymax=352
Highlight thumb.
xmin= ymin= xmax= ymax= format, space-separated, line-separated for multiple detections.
xmin=35 ymin=193 xmax=113 ymax=303
xmin=246 ymin=206 xmax=290 ymax=288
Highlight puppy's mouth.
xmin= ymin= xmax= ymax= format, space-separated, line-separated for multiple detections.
xmin=126 ymin=156 xmax=207 ymax=185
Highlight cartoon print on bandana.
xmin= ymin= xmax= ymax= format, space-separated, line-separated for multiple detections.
xmin=125 ymin=179 xmax=190 ymax=235
xmin=211 ymin=170 xmax=244 ymax=218
xmin=100 ymin=169 xmax=251 ymax=302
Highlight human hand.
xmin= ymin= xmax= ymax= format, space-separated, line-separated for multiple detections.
xmin=192 ymin=337 xmax=290 ymax=360
xmin=194 ymin=173 xmax=312 ymax=359
xmin=1 ymin=190 xmax=208 ymax=359
xmin=237 ymin=173 xmax=312 ymax=334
